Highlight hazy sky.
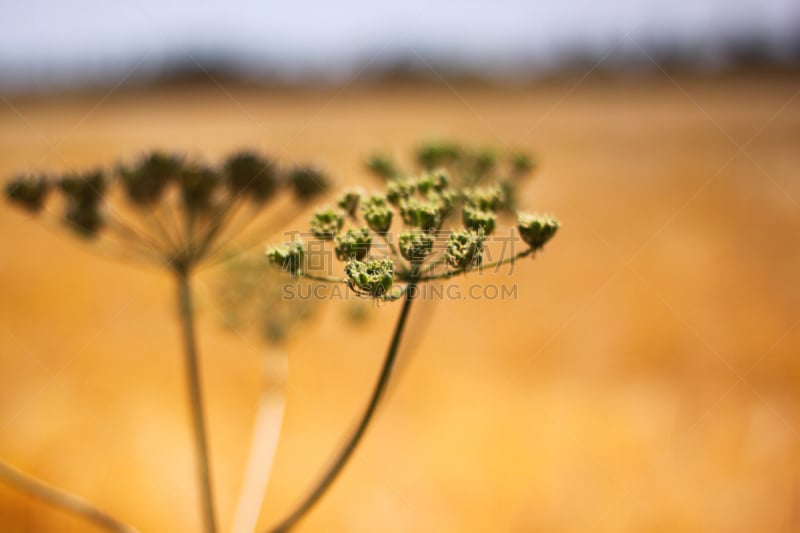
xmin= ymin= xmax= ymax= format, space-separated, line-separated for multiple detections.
xmin=0 ymin=0 xmax=797 ymax=87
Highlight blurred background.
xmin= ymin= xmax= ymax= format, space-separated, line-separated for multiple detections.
xmin=1 ymin=1 xmax=799 ymax=531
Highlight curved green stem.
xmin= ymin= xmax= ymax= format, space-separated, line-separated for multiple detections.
xmin=418 ymin=247 xmax=533 ymax=282
xmin=267 ymin=277 xmax=419 ymax=533
xmin=0 ymin=459 xmax=139 ymax=533
xmin=300 ymin=272 xmax=344 ymax=284
xmin=176 ymin=272 xmax=218 ymax=533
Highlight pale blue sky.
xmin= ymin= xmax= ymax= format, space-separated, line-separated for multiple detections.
xmin=0 ymin=0 xmax=797 ymax=88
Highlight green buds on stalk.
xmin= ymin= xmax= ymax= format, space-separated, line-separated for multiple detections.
xmin=265 ymin=143 xmax=559 ymax=304
xmin=398 ymin=231 xmax=434 ymax=263
xmin=445 ymin=229 xmax=485 ymax=270
xmin=337 ymin=189 xmax=363 ymax=218
xmin=416 ymin=141 xmax=462 ymax=170
xmin=386 ymin=179 xmax=415 ymax=206
xmin=462 ymin=205 xmax=496 ymax=235
xmin=266 ymin=241 xmax=305 ymax=275
xmin=345 ymin=258 xmax=394 ymax=298
xmin=335 ymin=227 xmax=372 ymax=261
xmin=365 ymin=154 xmax=398 ymax=180
xmin=415 ymin=171 xmax=449 ymax=194
xmin=517 ymin=214 xmax=560 ymax=251
xmin=5 ymin=175 xmax=49 ymax=212
xmin=511 ymin=152 xmax=534 ymax=176
xmin=362 ymin=195 xmax=393 ymax=234
xmin=310 ymin=207 xmax=345 ymax=240
xmin=399 ymin=198 xmax=442 ymax=232
xmin=463 ymin=184 xmax=505 ymax=212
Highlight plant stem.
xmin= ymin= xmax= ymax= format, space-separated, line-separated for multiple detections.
xmin=231 ymin=350 xmax=288 ymax=533
xmin=0 ymin=459 xmax=139 ymax=533
xmin=176 ymin=272 xmax=218 ymax=533
xmin=419 ymin=247 xmax=533 ymax=282
xmin=267 ymin=278 xmax=419 ymax=533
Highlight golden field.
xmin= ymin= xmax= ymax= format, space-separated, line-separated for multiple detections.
xmin=1 ymin=73 xmax=799 ymax=532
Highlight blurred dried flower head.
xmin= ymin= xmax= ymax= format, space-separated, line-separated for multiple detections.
xmin=5 ymin=149 xmax=330 ymax=271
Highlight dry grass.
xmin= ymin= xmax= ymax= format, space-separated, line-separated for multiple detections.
xmin=1 ymin=73 xmax=799 ymax=532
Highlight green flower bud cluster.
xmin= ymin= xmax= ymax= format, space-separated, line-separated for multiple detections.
xmin=310 ymin=207 xmax=345 ymax=240
xmin=337 ymin=189 xmax=363 ymax=217
xmin=399 ymin=198 xmax=443 ymax=232
xmin=364 ymin=141 xmax=537 ymax=214
xmin=414 ymin=171 xmax=449 ymax=194
xmin=5 ymin=175 xmax=50 ymax=212
xmin=510 ymin=152 xmax=534 ymax=176
xmin=361 ymin=195 xmax=393 ymax=234
xmin=445 ymin=229 xmax=485 ymax=270
xmin=345 ymin=258 xmax=394 ymax=298
xmin=416 ymin=141 xmax=462 ymax=170
xmin=335 ymin=227 xmax=371 ymax=261
xmin=398 ymin=231 xmax=434 ymax=263
xmin=463 ymin=184 xmax=505 ymax=211
xmin=266 ymin=241 xmax=305 ymax=275
xmin=462 ymin=205 xmax=496 ymax=235
xmin=266 ymin=150 xmax=558 ymax=301
xmin=386 ymin=179 xmax=415 ymax=206
xmin=365 ymin=154 xmax=399 ymax=181
xmin=517 ymin=214 xmax=560 ymax=250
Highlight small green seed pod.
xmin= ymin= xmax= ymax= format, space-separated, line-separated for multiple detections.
xmin=415 ymin=170 xmax=449 ymax=194
xmin=430 ymin=189 xmax=458 ymax=219
xmin=337 ymin=189 xmax=363 ymax=218
xmin=398 ymin=231 xmax=434 ymax=263
xmin=462 ymin=205 xmax=496 ymax=235
xmin=510 ymin=152 xmax=534 ymax=176
xmin=469 ymin=149 xmax=498 ymax=182
xmin=345 ymin=258 xmax=394 ymax=298
xmin=266 ymin=241 xmax=305 ymax=275
xmin=385 ymin=179 xmax=415 ymax=206
xmin=310 ymin=207 xmax=345 ymax=240
xmin=517 ymin=213 xmax=559 ymax=250
xmin=416 ymin=141 xmax=462 ymax=170
xmin=335 ymin=227 xmax=372 ymax=261
xmin=365 ymin=154 xmax=399 ymax=181
xmin=463 ymin=184 xmax=505 ymax=212
xmin=445 ymin=229 xmax=485 ymax=270
xmin=361 ymin=195 xmax=393 ymax=234
xmin=400 ymin=198 xmax=441 ymax=232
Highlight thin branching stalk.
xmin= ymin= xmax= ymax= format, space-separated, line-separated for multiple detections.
xmin=0 ymin=459 xmax=139 ymax=533
xmin=176 ymin=271 xmax=218 ymax=533
xmin=231 ymin=350 xmax=288 ymax=533
xmin=267 ymin=276 xmax=420 ymax=533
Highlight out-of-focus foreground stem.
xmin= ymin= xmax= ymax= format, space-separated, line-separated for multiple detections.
xmin=0 ymin=459 xmax=139 ymax=533
xmin=177 ymin=271 xmax=218 ymax=533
